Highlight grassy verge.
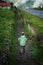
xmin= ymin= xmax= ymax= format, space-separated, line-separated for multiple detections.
xmin=0 ymin=9 xmax=17 ymax=65
xmin=30 ymin=8 xmax=43 ymax=11
xmin=20 ymin=9 xmax=43 ymax=36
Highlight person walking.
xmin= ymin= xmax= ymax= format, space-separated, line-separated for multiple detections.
xmin=18 ymin=32 xmax=28 ymax=53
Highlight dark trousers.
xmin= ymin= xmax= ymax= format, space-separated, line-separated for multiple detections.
xmin=21 ymin=46 xmax=25 ymax=53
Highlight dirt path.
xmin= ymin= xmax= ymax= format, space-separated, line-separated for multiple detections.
xmin=16 ymin=11 xmax=38 ymax=65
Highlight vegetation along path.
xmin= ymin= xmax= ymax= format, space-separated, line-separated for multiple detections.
xmin=15 ymin=9 xmax=39 ymax=65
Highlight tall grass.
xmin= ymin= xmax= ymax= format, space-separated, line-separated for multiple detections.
xmin=0 ymin=9 xmax=17 ymax=65
xmin=20 ymin=10 xmax=43 ymax=36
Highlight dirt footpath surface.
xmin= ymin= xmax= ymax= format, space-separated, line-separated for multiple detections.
xmin=16 ymin=12 xmax=39 ymax=65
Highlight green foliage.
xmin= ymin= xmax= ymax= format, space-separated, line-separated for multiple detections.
xmin=30 ymin=38 xmax=43 ymax=65
xmin=30 ymin=39 xmax=39 ymax=58
xmin=31 ymin=8 xmax=43 ymax=11
xmin=20 ymin=10 xmax=43 ymax=36
xmin=0 ymin=9 xmax=17 ymax=65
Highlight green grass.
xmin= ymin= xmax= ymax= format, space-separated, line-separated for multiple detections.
xmin=20 ymin=10 xmax=43 ymax=36
xmin=0 ymin=9 xmax=18 ymax=65
xmin=31 ymin=8 xmax=43 ymax=11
